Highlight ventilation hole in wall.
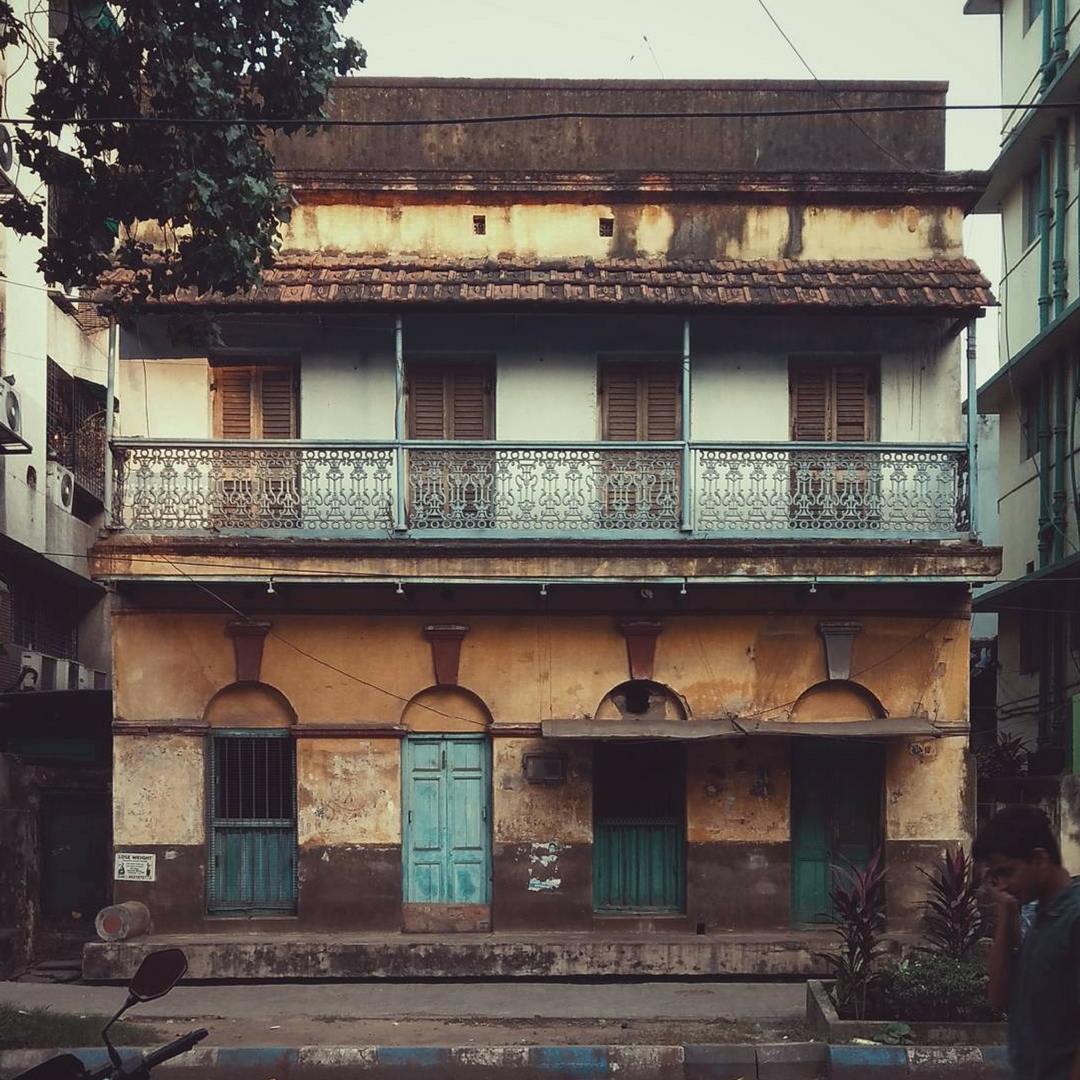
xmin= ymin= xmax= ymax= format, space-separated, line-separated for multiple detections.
xmin=472 ymin=215 xmax=486 ymax=235
xmin=599 ymin=217 xmax=614 ymax=237
xmin=25 ymin=465 xmax=37 ymax=487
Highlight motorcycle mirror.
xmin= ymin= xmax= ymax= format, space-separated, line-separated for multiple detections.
xmin=13 ymin=1053 xmax=88 ymax=1080
xmin=128 ymin=948 xmax=188 ymax=1002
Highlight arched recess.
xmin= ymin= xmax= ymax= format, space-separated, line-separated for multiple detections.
xmin=203 ymin=681 xmax=297 ymax=729
xmin=401 ymin=685 xmax=492 ymax=733
xmin=594 ymin=679 xmax=690 ymax=723
xmin=789 ymin=679 xmax=886 ymax=723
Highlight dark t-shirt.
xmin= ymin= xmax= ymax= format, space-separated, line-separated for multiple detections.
xmin=1009 ymin=877 xmax=1080 ymax=1080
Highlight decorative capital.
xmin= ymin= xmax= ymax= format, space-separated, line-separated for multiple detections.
xmin=225 ymin=620 xmax=272 ymax=683
xmin=618 ymin=620 xmax=664 ymax=681
xmin=817 ymin=621 xmax=862 ymax=682
xmin=423 ymin=624 xmax=470 ymax=686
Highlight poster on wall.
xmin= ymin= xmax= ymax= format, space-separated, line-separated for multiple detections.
xmin=114 ymin=852 xmax=156 ymax=881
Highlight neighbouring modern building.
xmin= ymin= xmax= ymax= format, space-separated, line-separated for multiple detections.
xmin=0 ymin=0 xmax=115 ymax=975
xmin=965 ymin=0 xmax=1080 ymax=859
xmin=86 ymin=78 xmax=999 ymax=978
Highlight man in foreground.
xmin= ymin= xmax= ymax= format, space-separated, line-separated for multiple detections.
xmin=973 ymin=805 xmax=1080 ymax=1080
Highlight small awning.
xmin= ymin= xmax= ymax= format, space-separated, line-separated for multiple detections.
xmin=542 ymin=719 xmax=741 ymax=740
xmin=541 ymin=717 xmax=966 ymax=740
xmin=736 ymin=718 xmax=967 ymax=738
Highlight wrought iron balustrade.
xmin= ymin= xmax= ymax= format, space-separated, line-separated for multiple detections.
xmin=111 ymin=439 xmax=969 ymax=539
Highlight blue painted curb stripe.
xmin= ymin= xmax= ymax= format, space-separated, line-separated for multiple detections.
xmin=376 ymin=1046 xmax=447 ymax=1067
xmin=829 ymin=1044 xmax=909 ymax=1068
xmin=529 ymin=1046 xmax=610 ymax=1076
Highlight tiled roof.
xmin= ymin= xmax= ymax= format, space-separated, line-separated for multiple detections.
xmin=99 ymin=257 xmax=994 ymax=311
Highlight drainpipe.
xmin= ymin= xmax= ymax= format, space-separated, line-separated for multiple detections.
xmin=393 ymin=316 xmax=406 ymax=533
xmin=1052 ymin=120 xmax=1068 ymax=318
xmin=1052 ymin=357 xmax=1067 ymax=562
xmin=1042 ymin=0 xmax=1056 ymax=88
xmin=1038 ymin=139 xmax=1054 ymax=330
xmin=1053 ymin=0 xmax=1069 ymax=72
xmin=1038 ymin=366 xmax=1053 ymax=568
xmin=680 ymin=316 xmax=692 ymax=533
xmin=103 ymin=316 xmax=118 ymax=527
xmin=966 ymin=319 xmax=979 ymax=539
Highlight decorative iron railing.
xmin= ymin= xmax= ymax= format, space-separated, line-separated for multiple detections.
xmin=111 ymin=439 xmax=969 ymax=539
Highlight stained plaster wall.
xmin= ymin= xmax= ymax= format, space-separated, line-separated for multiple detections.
xmin=112 ymin=611 xmax=971 ymax=729
xmin=118 ymin=312 xmax=962 ymax=446
xmin=279 ymin=200 xmax=964 ymax=265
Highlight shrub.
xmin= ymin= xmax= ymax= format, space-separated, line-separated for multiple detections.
xmin=877 ymin=955 xmax=1001 ymax=1023
xmin=816 ymin=849 xmax=887 ymax=1020
xmin=919 ymin=846 xmax=987 ymax=960
xmin=975 ymin=730 xmax=1029 ymax=779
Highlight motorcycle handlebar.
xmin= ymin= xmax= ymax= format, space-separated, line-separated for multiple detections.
xmin=84 ymin=1028 xmax=208 ymax=1080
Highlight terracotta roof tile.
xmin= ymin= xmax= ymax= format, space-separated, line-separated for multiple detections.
xmin=98 ymin=257 xmax=995 ymax=311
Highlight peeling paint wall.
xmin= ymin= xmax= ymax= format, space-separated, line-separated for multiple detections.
xmin=113 ymin=734 xmax=205 ymax=846
xmin=297 ymin=739 xmax=399 ymax=846
xmin=492 ymin=738 xmax=591 ymax=845
xmin=885 ymin=736 xmax=973 ymax=842
xmin=686 ymin=740 xmax=791 ymax=844
xmin=278 ymin=201 xmax=964 ymax=265
xmin=112 ymin=611 xmax=971 ymax=728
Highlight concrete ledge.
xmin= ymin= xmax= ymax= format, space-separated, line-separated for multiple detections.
xmin=0 ymin=1044 xmax=1016 ymax=1080
xmin=83 ymin=935 xmax=840 ymax=981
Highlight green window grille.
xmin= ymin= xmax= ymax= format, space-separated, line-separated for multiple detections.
xmin=207 ymin=730 xmax=297 ymax=915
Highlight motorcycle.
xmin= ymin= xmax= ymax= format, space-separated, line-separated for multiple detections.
xmin=15 ymin=949 xmax=207 ymax=1080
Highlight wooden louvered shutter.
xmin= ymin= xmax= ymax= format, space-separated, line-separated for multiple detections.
xmin=217 ymin=367 xmax=255 ymax=439
xmin=790 ymin=367 xmax=830 ymax=441
xmin=409 ymin=369 xmax=448 ymax=439
xmin=790 ymin=363 xmax=876 ymax=442
xmin=602 ymin=365 xmax=679 ymax=441
xmin=602 ymin=368 xmax=642 ymax=441
xmin=408 ymin=366 xmax=493 ymax=440
xmin=833 ymin=368 xmax=874 ymax=442
xmin=259 ymin=368 xmax=297 ymax=439
xmin=449 ymin=369 xmax=491 ymax=439
xmin=643 ymin=367 xmax=680 ymax=440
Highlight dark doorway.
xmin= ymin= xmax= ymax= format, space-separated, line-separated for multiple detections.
xmin=592 ymin=741 xmax=685 ymax=913
xmin=40 ymin=792 xmax=110 ymax=955
xmin=791 ymin=740 xmax=883 ymax=925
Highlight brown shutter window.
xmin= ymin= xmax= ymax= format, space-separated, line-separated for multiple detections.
xmin=408 ymin=365 xmax=493 ymax=440
xmin=790 ymin=362 xmax=877 ymax=442
xmin=601 ymin=364 xmax=680 ymax=441
xmin=213 ymin=364 xmax=298 ymax=439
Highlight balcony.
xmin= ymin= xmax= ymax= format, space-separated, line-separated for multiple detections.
xmin=110 ymin=439 xmax=971 ymax=541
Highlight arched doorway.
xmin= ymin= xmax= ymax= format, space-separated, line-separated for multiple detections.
xmin=400 ymin=687 xmax=493 ymax=929
xmin=789 ymin=681 xmax=885 ymax=925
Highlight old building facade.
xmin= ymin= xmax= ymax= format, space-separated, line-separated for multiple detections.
xmin=966 ymin=0 xmax=1080 ymax=855
xmin=0 ymin=0 xmax=114 ymax=975
xmin=89 ymin=79 xmax=998 ymax=975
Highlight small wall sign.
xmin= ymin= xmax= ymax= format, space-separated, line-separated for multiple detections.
xmin=114 ymin=852 xmax=156 ymax=882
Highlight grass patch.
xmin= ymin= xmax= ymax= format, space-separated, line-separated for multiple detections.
xmin=0 ymin=1005 xmax=167 ymax=1050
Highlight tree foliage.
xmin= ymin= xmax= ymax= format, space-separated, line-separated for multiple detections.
xmin=0 ymin=0 xmax=365 ymax=302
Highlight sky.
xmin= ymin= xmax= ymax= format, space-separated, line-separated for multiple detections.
xmin=342 ymin=0 xmax=1005 ymax=383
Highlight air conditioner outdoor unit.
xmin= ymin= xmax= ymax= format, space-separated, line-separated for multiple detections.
xmin=60 ymin=660 xmax=80 ymax=690
xmin=20 ymin=650 xmax=45 ymax=691
xmin=20 ymin=650 xmax=70 ymax=692
xmin=78 ymin=664 xmax=110 ymax=690
xmin=0 ymin=123 xmax=22 ymax=192
xmin=47 ymin=461 xmax=75 ymax=511
xmin=0 ymin=383 xmax=22 ymax=438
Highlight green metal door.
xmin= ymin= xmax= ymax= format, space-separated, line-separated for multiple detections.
xmin=208 ymin=731 xmax=297 ymax=914
xmin=403 ymin=735 xmax=491 ymax=904
xmin=791 ymin=740 xmax=882 ymax=925
xmin=593 ymin=742 xmax=684 ymax=913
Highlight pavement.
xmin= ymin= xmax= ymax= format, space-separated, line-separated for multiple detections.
xmin=0 ymin=978 xmax=1011 ymax=1079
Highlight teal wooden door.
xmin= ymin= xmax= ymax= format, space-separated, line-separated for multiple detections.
xmin=403 ymin=735 xmax=491 ymax=904
xmin=593 ymin=742 xmax=685 ymax=913
xmin=208 ymin=731 xmax=297 ymax=914
xmin=791 ymin=741 xmax=882 ymax=925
